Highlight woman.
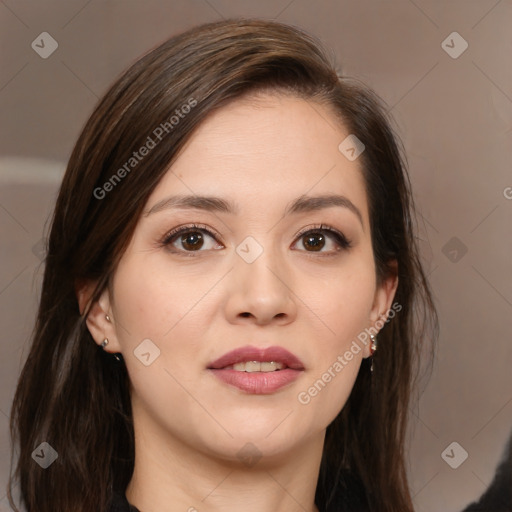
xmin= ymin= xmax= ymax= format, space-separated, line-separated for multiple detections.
xmin=8 ymin=18 xmax=437 ymax=512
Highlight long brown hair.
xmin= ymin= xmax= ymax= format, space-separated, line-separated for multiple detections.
xmin=8 ymin=18 xmax=437 ymax=512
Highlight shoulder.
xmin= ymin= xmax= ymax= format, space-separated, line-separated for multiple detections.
xmin=461 ymin=442 xmax=512 ymax=511
xmin=461 ymin=431 xmax=512 ymax=511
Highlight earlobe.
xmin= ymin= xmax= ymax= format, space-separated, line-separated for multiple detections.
xmin=370 ymin=271 xmax=399 ymax=326
xmin=364 ymin=263 xmax=399 ymax=359
xmin=75 ymin=280 xmax=120 ymax=352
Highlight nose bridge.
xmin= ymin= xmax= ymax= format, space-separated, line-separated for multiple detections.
xmin=228 ymin=234 xmax=295 ymax=322
xmin=236 ymin=234 xmax=286 ymax=291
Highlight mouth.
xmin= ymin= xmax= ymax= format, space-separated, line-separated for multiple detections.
xmin=220 ymin=361 xmax=286 ymax=372
xmin=207 ymin=346 xmax=305 ymax=394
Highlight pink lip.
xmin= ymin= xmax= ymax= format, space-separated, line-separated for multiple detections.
xmin=208 ymin=346 xmax=305 ymax=370
xmin=207 ymin=345 xmax=305 ymax=395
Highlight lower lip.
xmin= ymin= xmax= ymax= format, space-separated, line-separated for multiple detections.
xmin=208 ymin=368 xmax=302 ymax=394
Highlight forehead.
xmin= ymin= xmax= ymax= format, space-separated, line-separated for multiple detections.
xmin=150 ymin=92 xmax=369 ymax=222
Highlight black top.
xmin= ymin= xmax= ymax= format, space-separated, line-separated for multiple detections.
xmin=108 ymin=491 xmax=140 ymax=512
xmin=462 ymin=431 xmax=512 ymax=511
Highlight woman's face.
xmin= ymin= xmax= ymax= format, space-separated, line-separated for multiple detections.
xmin=89 ymin=92 xmax=397 ymax=463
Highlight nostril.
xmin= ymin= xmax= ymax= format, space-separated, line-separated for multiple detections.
xmin=240 ymin=312 xmax=251 ymax=317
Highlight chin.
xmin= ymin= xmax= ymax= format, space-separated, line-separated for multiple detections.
xmin=197 ymin=416 xmax=313 ymax=460
xmin=205 ymin=434 xmax=305 ymax=468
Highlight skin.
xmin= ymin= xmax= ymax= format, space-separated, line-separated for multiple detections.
xmin=79 ymin=92 xmax=398 ymax=512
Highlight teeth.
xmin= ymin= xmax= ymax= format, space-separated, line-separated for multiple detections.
xmin=231 ymin=361 xmax=284 ymax=372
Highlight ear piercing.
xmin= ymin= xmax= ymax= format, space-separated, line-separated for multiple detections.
xmin=370 ymin=334 xmax=377 ymax=373
xmin=102 ymin=316 xmax=111 ymax=348
xmin=99 ymin=316 xmax=122 ymax=362
xmin=369 ymin=334 xmax=377 ymax=355
xmin=99 ymin=337 xmax=122 ymax=362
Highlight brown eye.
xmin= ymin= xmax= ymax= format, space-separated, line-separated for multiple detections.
xmin=302 ymin=232 xmax=325 ymax=251
xmin=180 ymin=231 xmax=204 ymax=251
xmin=293 ymin=226 xmax=352 ymax=254
xmin=161 ymin=224 xmax=223 ymax=254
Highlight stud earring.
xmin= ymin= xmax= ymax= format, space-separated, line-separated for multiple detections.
xmin=105 ymin=314 xmax=111 ymax=322
xmin=98 ymin=337 xmax=123 ymax=363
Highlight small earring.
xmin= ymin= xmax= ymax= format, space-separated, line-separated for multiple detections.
xmin=370 ymin=334 xmax=377 ymax=373
xmin=100 ymin=338 xmax=109 ymax=348
xmin=105 ymin=315 xmax=111 ymax=322
xmin=370 ymin=334 xmax=377 ymax=355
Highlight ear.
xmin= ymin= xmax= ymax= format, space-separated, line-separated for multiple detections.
xmin=364 ymin=260 xmax=399 ymax=357
xmin=75 ymin=279 xmax=121 ymax=353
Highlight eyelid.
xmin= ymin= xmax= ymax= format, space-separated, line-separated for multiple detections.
xmin=293 ymin=223 xmax=352 ymax=251
xmin=160 ymin=222 xmax=352 ymax=253
xmin=160 ymin=223 xmax=222 ymax=246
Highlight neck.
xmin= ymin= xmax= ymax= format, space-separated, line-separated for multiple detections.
xmin=125 ymin=412 xmax=324 ymax=512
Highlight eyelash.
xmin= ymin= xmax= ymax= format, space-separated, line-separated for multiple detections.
xmin=160 ymin=223 xmax=352 ymax=256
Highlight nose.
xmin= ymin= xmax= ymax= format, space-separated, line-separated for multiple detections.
xmin=224 ymin=243 xmax=297 ymax=326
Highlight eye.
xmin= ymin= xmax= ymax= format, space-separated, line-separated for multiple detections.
xmin=161 ymin=224 xmax=223 ymax=254
xmin=292 ymin=224 xmax=352 ymax=254
xmin=160 ymin=223 xmax=351 ymax=256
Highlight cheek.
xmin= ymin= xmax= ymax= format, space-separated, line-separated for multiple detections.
xmin=294 ymin=259 xmax=375 ymax=423
xmin=110 ymin=254 xmax=214 ymax=401
xmin=111 ymin=254 xmax=205 ymax=342
xmin=307 ymin=258 xmax=376 ymax=353
xmin=111 ymin=258 xmax=207 ymax=413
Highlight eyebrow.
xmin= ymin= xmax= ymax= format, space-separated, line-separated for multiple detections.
xmin=144 ymin=193 xmax=364 ymax=227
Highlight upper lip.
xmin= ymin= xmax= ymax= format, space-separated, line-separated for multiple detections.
xmin=207 ymin=345 xmax=305 ymax=370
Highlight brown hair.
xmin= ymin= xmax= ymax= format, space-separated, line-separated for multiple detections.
xmin=8 ymin=18 xmax=437 ymax=512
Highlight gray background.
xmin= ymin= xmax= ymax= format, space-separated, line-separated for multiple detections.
xmin=1 ymin=1 xmax=511 ymax=511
